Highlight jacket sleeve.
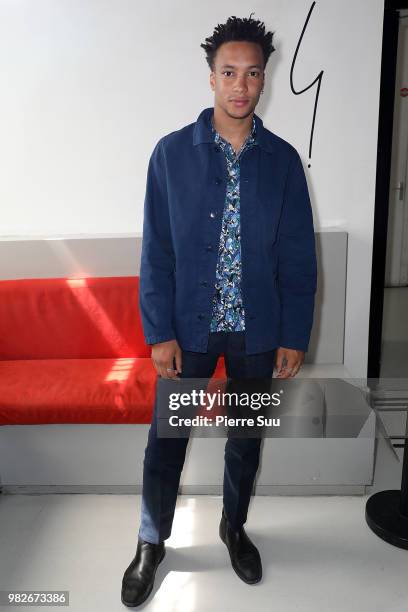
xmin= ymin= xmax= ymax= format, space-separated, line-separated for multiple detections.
xmin=139 ymin=139 xmax=176 ymax=346
xmin=277 ymin=149 xmax=317 ymax=352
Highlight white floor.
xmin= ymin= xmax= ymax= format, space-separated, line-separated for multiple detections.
xmin=1 ymin=493 xmax=408 ymax=612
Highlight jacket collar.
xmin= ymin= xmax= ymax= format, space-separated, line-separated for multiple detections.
xmin=193 ymin=106 xmax=275 ymax=153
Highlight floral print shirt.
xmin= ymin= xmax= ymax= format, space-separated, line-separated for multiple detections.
xmin=209 ymin=114 xmax=257 ymax=332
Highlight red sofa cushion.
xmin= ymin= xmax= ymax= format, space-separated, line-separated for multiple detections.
xmin=0 ymin=356 xmax=227 ymax=425
xmin=0 ymin=276 xmax=150 ymax=360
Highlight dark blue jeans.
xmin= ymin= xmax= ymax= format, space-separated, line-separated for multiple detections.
xmin=138 ymin=331 xmax=276 ymax=544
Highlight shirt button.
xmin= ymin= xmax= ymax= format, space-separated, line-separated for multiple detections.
xmin=210 ymin=211 xmax=216 ymax=218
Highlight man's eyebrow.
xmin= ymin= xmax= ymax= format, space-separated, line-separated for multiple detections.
xmin=220 ymin=64 xmax=263 ymax=69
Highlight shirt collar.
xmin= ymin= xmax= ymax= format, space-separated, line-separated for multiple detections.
xmin=193 ymin=106 xmax=275 ymax=153
xmin=210 ymin=113 xmax=256 ymax=148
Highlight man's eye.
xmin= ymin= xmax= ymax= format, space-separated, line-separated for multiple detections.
xmin=250 ymin=72 xmax=260 ymax=77
xmin=223 ymin=71 xmax=233 ymax=76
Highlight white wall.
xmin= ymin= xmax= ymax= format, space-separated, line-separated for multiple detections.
xmin=0 ymin=0 xmax=385 ymax=377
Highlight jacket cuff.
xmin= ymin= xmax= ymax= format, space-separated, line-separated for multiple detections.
xmin=278 ymin=338 xmax=309 ymax=352
xmin=145 ymin=332 xmax=176 ymax=346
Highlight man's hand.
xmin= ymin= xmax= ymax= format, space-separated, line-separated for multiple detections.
xmin=151 ymin=339 xmax=182 ymax=380
xmin=275 ymin=347 xmax=305 ymax=378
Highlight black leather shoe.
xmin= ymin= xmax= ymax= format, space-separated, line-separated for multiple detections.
xmin=121 ymin=536 xmax=166 ymax=607
xmin=219 ymin=507 xmax=262 ymax=584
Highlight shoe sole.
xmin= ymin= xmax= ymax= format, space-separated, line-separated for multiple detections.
xmin=219 ymin=522 xmax=262 ymax=585
xmin=121 ymin=546 xmax=166 ymax=607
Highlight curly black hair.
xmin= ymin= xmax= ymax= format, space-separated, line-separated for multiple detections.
xmin=200 ymin=13 xmax=275 ymax=71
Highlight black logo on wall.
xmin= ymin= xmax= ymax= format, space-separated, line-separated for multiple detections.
xmin=290 ymin=1 xmax=323 ymax=167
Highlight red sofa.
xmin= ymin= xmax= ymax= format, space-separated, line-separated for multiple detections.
xmin=0 ymin=276 xmax=226 ymax=425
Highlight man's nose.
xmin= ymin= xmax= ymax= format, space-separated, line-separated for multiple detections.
xmin=233 ymin=77 xmax=248 ymax=92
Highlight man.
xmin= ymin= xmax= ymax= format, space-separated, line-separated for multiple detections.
xmin=121 ymin=14 xmax=317 ymax=607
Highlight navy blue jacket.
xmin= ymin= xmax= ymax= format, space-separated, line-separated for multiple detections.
xmin=139 ymin=107 xmax=317 ymax=354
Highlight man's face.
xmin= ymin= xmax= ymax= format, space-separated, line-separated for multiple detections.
xmin=210 ymin=41 xmax=265 ymax=119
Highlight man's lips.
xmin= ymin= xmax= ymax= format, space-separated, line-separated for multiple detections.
xmin=231 ymin=99 xmax=249 ymax=106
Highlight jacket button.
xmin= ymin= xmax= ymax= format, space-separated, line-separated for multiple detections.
xmin=215 ymin=177 xmax=222 ymax=185
xmin=205 ymin=245 xmax=213 ymax=252
xmin=213 ymin=146 xmax=220 ymax=152
xmin=210 ymin=211 xmax=216 ymax=218
xmin=197 ymin=314 xmax=205 ymax=320
xmin=200 ymin=281 xmax=208 ymax=287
